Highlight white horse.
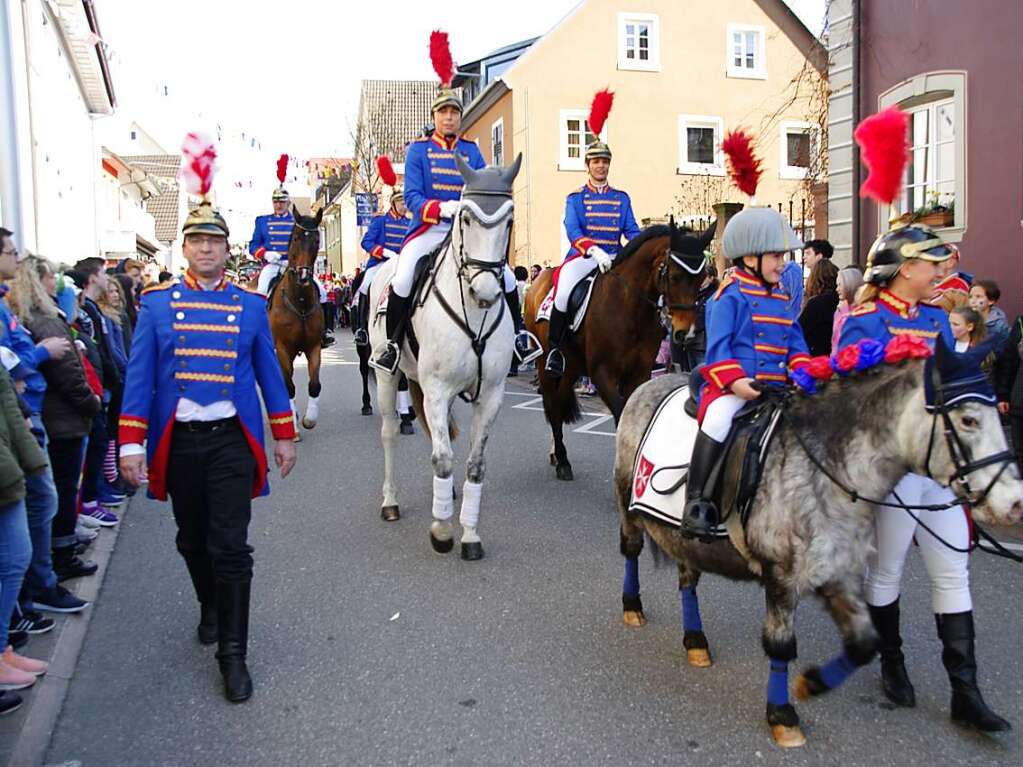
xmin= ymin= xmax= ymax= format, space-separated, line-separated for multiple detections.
xmin=368 ymin=154 xmax=523 ymax=560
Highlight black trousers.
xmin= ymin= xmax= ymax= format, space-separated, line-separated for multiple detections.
xmin=48 ymin=436 xmax=86 ymax=546
xmin=165 ymin=419 xmax=257 ymax=583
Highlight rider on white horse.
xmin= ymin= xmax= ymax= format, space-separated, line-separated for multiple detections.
xmin=354 ymin=189 xmax=407 ymax=346
xmin=370 ymin=85 xmax=540 ymax=374
xmin=545 ymin=91 xmax=641 ymax=378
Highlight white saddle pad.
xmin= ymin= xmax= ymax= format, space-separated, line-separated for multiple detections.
xmin=534 ymin=279 xmax=595 ymax=332
xmin=629 ymin=385 xmax=701 ymax=528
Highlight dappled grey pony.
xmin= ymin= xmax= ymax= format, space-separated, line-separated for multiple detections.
xmin=613 ymin=347 xmax=1022 ymax=747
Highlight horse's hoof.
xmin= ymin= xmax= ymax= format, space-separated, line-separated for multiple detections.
xmin=622 ymin=610 xmax=647 ymax=627
xmin=770 ymin=725 xmax=806 ymax=748
xmin=361 ymin=406 xmax=373 ymax=416
xmin=301 ymin=417 xmax=317 ymax=430
xmin=686 ymin=648 xmax=713 ymax=668
xmin=555 ymin=464 xmax=574 ymax=481
xmin=793 ymin=668 xmax=828 ymax=701
xmin=430 ymin=532 xmax=454 ymax=554
xmin=381 ymin=506 xmax=400 ymax=522
xmin=461 ymin=541 xmax=485 ymax=561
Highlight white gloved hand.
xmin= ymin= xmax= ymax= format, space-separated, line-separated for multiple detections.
xmin=264 ymin=251 xmax=282 ymax=264
xmin=439 ymin=200 xmax=461 ymax=219
xmin=587 ymin=246 xmax=613 ymax=273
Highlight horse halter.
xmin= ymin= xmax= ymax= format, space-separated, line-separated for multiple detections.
xmin=287 ymin=218 xmax=319 ymax=284
xmin=453 ymin=195 xmax=514 ymax=285
xmin=922 ymin=376 xmax=1017 ymax=506
xmin=657 ymin=248 xmax=705 ymax=312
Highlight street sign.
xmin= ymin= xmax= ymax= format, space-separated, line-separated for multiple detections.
xmin=355 ymin=193 xmax=378 ymax=226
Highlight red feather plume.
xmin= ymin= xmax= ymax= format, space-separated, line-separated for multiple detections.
xmin=854 ymin=106 xmax=909 ymax=206
xmin=588 ymin=89 xmax=614 ymax=137
xmin=721 ymin=130 xmax=763 ymax=198
xmin=180 ymin=132 xmax=217 ymax=197
xmin=376 ymin=155 xmax=397 ymax=187
xmin=430 ymin=30 xmax=455 ymax=88
xmin=276 ymin=154 xmax=289 ymax=184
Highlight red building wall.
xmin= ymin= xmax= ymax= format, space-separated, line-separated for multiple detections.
xmin=858 ymin=0 xmax=1023 ymax=317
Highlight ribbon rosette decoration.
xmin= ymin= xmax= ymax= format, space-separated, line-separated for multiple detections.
xmin=793 ymin=337 xmax=933 ymax=395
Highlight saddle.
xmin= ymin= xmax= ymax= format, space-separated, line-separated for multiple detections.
xmin=629 ymin=379 xmax=785 ymax=533
xmin=535 ymin=273 xmax=596 ymax=332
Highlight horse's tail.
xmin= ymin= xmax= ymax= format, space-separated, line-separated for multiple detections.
xmin=409 ymin=379 xmax=459 ymax=442
xmin=542 ymin=377 xmax=582 ymax=425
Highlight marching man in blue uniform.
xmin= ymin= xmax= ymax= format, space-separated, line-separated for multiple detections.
xmin=355 ymin=160 xmax=407 ymax=347
xmin=371 ymin=31 xmax=538 ymax=374
xmin=119 ymin=133 xmax=297 ymax=703
xmin=545 ymin=90 xmax=641 ymax=377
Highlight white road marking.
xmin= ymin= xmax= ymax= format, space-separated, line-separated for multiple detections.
xmin=504 ymin=390 xmax=616 ymax=437
xmin=293 ymin=346 xmax=358 ymax=367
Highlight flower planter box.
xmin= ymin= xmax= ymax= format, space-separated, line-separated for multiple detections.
xmin=897 ymin=210 xmax=953 ymax=228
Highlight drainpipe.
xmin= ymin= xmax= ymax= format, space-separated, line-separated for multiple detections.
xmin=851 ymin=0 xmax=861 ymax=264
xmin=0 ymin=0 xmax=24 ymax=241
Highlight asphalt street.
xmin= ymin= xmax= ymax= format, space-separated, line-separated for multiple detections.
xmin=44 ymin=339 xmax=1023 ymax=766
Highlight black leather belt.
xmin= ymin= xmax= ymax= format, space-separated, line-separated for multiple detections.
xmin=174 ymin=417 xmax=238 ymax=433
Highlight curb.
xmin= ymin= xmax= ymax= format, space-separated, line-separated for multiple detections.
xmin=5 ymin=497 xmax=133 ymax=767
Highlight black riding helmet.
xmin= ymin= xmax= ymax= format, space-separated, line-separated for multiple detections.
xmin=863 ymin=223 xmax=952 ymax=285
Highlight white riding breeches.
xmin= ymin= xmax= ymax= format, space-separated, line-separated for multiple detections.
xmin=257 ymin=263 xmax=326 ymax=302
xmin=700 ymin=393 xmax=745 ymax=443
xmin=390 ymin=222 xmax=516 ymax=298
xmin=257 ymin=262 xmax=283 ymax=294
xmin=865 ymin=473 xmax=971 ymax=614
xmin=358 ymin=263 xmax=382 ymax=296
xmin=554 ymin=255 xmax=599 ymax=313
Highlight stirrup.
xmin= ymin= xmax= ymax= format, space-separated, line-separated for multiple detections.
xmin=514 ymin=330 xmax=543 ymax=365
xmin=354 ymin=329 xmax=369 ymax=347
xmin=545 ymin=349 xmax=565 ymax=377
xmin=369 ymin=341 xmax=400 ymax=375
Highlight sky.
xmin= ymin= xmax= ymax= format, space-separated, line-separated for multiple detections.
xmin=97 ymin=0 xmax=828 ymax=161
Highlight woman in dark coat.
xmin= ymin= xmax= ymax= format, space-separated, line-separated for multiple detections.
xmin=798 ymin=259 xmax=840 ymax=357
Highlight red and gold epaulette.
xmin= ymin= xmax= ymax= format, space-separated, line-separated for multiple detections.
xmin=713 ymin=273 xmax=736 ymax=300
xmin=141 ymin=281 xmax=174 ymax=295
xmin=850 ymin=301 xmax=877 ymax=317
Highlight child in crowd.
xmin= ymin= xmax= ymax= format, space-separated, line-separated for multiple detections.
xmin=968 ymin=279 xmax=1009 ymax=352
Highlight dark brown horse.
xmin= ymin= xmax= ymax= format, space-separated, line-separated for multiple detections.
xmin=267 ymin=207 xmax=325 ymax=436
xmin=524 ymin=221 xmax=713 ymax=480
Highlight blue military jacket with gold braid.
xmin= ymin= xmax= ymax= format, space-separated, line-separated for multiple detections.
xmin=248 ymin=212 xmax=295 ymax=260
xmin=702 ymin=269 xmax=810 ymax=393
xmin=361 ymin=210 xmax=409 ymax=259
xmin=563 ymin=182 xmax=641 ymax=260
xmin=118 ymin=271 xmax=295 ymax=501
xmin=839 ymin=288 xmax=954 ymax=349
xmin=402 ymin=132 xmax=485 ymax=240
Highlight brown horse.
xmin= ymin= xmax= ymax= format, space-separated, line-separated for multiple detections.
xmin=267 ymin=207 xmax=325 ymax=436
xmin=524 ymin=221 xmax=713 ymax=480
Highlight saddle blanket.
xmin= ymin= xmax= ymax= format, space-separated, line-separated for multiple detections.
xmin=534 ymin=279 xmax=595 ymax=332
xmin=629 ymin=385 xmax=701 ymax=528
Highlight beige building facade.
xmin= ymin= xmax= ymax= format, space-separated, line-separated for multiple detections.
xmin=460 ymin=0 xmax=826 ymax=267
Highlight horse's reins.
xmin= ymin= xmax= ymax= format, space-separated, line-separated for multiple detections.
xmin=783 ymin=376 xmax=1021 ymax=562
xmin=277 ymin=218 xmax=320 ymax=322
xmin=428 ymin=196 xmax=512 ymax=403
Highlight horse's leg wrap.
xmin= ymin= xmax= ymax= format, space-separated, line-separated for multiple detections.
xmin=305 ymin=396 xmax=319 ymax=424
xmin=397 ymin=389 xmax=412 ymax=415
xmin=680 ymin=586 xmax=703 ymax=633
xmin=432 ymin=475 xmax=454 ymax=521
xmin=767 ymin=659 xmax=791 ymax=706
xmin=459 ymin=481 xmax=482 ymax=536
xmin=622 ymin=556 xmax=640 ymax=602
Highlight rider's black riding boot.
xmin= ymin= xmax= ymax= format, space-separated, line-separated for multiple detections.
xmin=545 ymin=308 xmax=568 ymax=377
xmin=371 ymin=293 xmax=409 ymax=374
xmin=936 ymin=611 xmax=1011 ymax=731
xmin=680 ymin=432 xmax=725 ymax=542
xmin=354 ymin=294 xmax=369 ymax=347
xmin=216 ymin=580 xmax=253 ymax=703
xmin=181 ymin=552 xmax=217 ymax=645
xmin=868 ymin=599 xmax=916 ymax=707
xmin=504 ymin=288 xmax=531 ymax=362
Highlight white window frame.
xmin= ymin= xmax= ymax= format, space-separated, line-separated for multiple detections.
xmin=778 ymin=120 xmax=817 ymax=180
xmin=677 ymin=115 xmax=725 ymax=176
xmin=901 ymin=99 xmax=955 ymax=216
xmin=726 ymin=23 xmax=767 ymax=80
xmin=878 ymin=71 xmax=967 ymax=240
xmin=491 ymin=117 xmax=505 ymax=167
xmin=558 ymin=109 xmax=606 ymax=172
xmin=617 ymin=12 xmax=661 ymax=72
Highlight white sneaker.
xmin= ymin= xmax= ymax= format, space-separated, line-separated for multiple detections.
xmin=77 ymin=513 xmax=102 ymax=530
xmin=75 ymin=523 xmax=99 ymax=541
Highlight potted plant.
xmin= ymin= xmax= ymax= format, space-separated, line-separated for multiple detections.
xmin=897 ymin=191 xmax=954 ymax=227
